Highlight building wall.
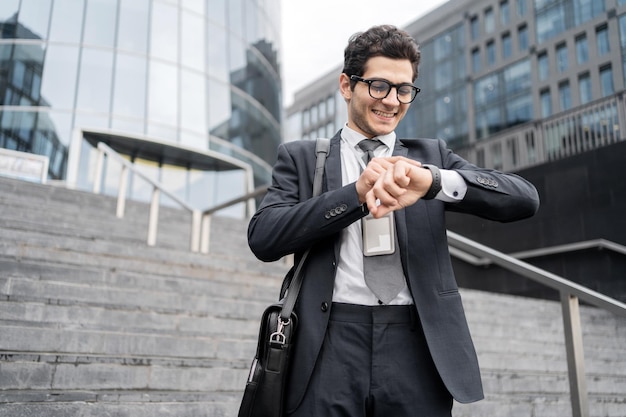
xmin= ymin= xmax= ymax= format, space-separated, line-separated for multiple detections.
xmin=0 ymin=0 xmax=280 ymax=209
xmin=287 ymin=0 xmax=626 ymax=171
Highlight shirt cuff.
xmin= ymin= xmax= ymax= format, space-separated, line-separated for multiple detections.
xmin=436 ymin=169 xmax=467 ymax=202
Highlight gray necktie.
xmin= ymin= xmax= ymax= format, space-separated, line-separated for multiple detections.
xmin=357 ymin=139 xmax=406 ymax=304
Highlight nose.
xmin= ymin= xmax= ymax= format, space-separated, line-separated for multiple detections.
xmin=381 ymin=87 xmax=402 ymax=105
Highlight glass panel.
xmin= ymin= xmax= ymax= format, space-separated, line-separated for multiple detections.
xmin=485 ymin=8 xmax=495 ymax=33
xmin=0 ymin=0 xmax=19 ymax=38
xmin=500 ymin=0 xmax=510 ymax=26
xmin=1 ymin=43 xmax=46 ymax=106
xmin=207 ymin=79 xmax=231 ymax=138
xmin=540 ymin=89 xmax=552 ymax=117
xmin=150 ymin=2 xmax=179 ymax=62
xmin=502 ymin=33 xmax=512 ymax=58
xmin=117 ymin=0 xmax=149 ymax=54
xmin=538 ymin=52 xmax=549 ymax=81
xmin=181 ymin=10 xmax=205 ymax=71
xmin=486 ymin=41 xmax=495 ymax=66
xmin=147 ymin=60 xmax=178 ymax=126
xmin=207 ymin=0 xmax=226 ymax=23
xmin=536 ymin=4 xmax=565 ymax=43
xmin=596 ymin=26 xmax=610 ymax=55
xmin=76 ymin=48 xmax=113 ymax=113
xmin=17 ymin=0 xmax=52 ymax=40
xmin=40 ymin=44 xmax=79 ymax=109
xmin=506 ymin=94 xmax=532 ymax=126
xmin=180 ymin=69 xmax=207 ymax=135
xmin=576 ymin=35 xmax=588 ymax=64
xmin=559 ymin=81 xmax=571 ymax=111
xmin=472 ymin=48 xmax=481 ymax=73
xmin=0 ymin=0 xmax=19 ymax=21
xmin=578 ymin=73 xmax=592 ymax=104
xmin=48 ymin=0 xmax=84 ymax=43
xmin=504 ymin=60 xmax=531 ymax=94
xmin=182 ymin=0 xmax=204 ymax=14
xmin=518 ymin=25 xmax=529 ymax=50
xmin=228 ymin=0 xmax=244 ymax=40
xmin=556 ymin=43 xmax=568 ymax=72
xmin=470 ymin=16 xmax=479 ymax=40
xmin=207 ymin=21 xmax=229 ymax=81
xmin=83 ymin=0 xmax=118 ymax=47
xmin=112 ymin=53 xmax=147 ymax=120
xmin=600 ymin=66 xmax=614 ymax=97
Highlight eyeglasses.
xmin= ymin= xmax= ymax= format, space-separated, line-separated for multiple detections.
xmin=350 ymin=75 xmax=420 ymax=104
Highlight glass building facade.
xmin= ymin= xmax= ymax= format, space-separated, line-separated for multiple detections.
xmin=0 ymin=0 xmax=281 ymax=210
xmin=287 ymin=0 xmax=626 ymax=172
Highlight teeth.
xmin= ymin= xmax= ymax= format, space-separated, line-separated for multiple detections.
xmin=374 ymin=110 xmax=394 ymax=118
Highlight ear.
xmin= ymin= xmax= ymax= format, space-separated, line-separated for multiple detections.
xmin=339 ymin=73 xmax=352 ymax=101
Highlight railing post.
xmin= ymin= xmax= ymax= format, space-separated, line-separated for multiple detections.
xmin=93 ymin=150 xmax=104 ymax=194
xmin=200 ymin=213 xmax=211 ymax=254
xmin=190 ymin=210 xmax=201 ymax=253
xmin=116 ymin=165 xmax=128 ymax=218
xmin=560 ymin=292 xmax=589 ymax=417
xmin=147 ymin=187 xmax=160 ymax=246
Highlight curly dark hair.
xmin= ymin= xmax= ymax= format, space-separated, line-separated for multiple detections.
xmin=342 ymin=25 xmax=421 ymax=85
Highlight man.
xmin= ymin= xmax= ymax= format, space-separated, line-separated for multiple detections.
xmin=248 ymin=25 xmax=539 ymax=417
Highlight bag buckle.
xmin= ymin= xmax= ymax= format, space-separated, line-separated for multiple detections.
xmin=269 ymin=317 xmax=290 ymax=347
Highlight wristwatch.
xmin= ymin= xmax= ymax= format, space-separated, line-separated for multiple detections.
xmin=421 ymin=164 xmax=442 ymax=200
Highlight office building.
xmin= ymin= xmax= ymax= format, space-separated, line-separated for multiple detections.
xmin=0 ymin=0 xmax=281 ymax=210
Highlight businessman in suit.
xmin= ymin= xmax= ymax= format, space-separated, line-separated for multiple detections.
xmin=248 ymin=25 xmax=539 ymax=417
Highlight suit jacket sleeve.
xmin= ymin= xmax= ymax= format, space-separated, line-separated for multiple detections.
xmin=433 ymin=139 xmax=540 ymax=222
xmin=248 ymin=140 xmax=366 ymax=262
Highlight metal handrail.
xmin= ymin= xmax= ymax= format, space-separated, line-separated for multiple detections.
xmin=197 ymin=185 xmax=269 ymax=253
xmin=92 ymin=142 xmax=267 ymax=252
xmin=447 ymin=230 xmax=626 ymax=417
xmin=93 ymin=142 xmax=203 ymax=251
xmin=449 ymin=238 xmax=626 ymax=266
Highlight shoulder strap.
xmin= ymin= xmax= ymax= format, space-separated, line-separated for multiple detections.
xmin=279 ymin=138 xmax=329 ymax=321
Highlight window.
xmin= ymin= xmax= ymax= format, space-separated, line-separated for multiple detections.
xmin=574 ymin=0 xmax=605 ymax=26
xmin=556 ymin=43 xmax=568 ymax=72
xmin=575 ymin=34 xmax=589 ymax=64
xmin=559 ymin=81 xmax=572 ymax=111
xmin=578 ymin=73 xmax=592 ymax=104
xmin=518 ymin=24 xmax=529 ymax=51
xmin=540 ymin=88 xmax=552 ymax=118
xmin=516 ymin=0 xmax=527 ymax=17
xmin=471 ymin=48 xmax=481 ymax=73
xmin=600 ymin=65 xmax=614 ymax=97
xmin=502 ymin=33 xmax=512 ymax=58
xmin=536 ymin=4 xmax=566 ymax=43
xmin=596 ymin=25 xmax=610 ymax=55
xmin=485 ymin=8 xmax=495 ymax=33
xmin=470 ymin=16 xmax=480 ymax=40
xmin=538 ymin=52 xmax=549 ymax=81
xmin=486 ymin=40 xmax=496 ymax=66
xmin=500 ymin=0 xmax=510 ymax=26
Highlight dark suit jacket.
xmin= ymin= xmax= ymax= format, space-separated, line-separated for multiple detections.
xmin=248 ymin=131 xmax=540 ymax=412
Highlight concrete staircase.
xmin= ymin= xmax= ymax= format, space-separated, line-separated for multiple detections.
xmin=0 ymin=176 xmax=625 ymax=417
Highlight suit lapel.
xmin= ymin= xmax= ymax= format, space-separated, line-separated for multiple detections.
xmin=392 ymin=139 xmax=410 ymax=276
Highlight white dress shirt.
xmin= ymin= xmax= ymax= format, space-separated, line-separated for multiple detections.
xmin=331 ymin=125 xmax=467 ymax=305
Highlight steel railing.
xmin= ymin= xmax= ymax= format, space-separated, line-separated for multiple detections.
xmin=93 ymin=142 xmax=264 ymax=252
xmin=447 ymin=230 xmax=626 ymax=417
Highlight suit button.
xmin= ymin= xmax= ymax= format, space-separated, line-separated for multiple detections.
xmin=320 ymin=302 xmax=329 ymax=312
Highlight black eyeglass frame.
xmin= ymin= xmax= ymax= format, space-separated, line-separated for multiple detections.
xmin=350 ymin=75 xmax=420 ymax=104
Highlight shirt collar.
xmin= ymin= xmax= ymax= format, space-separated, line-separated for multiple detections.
xmin=340 ymin=124 xmax=396 ymax=155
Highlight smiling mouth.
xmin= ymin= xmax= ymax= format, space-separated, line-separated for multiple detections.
xmin=373 ymin=109 xmax=395 ymax=118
